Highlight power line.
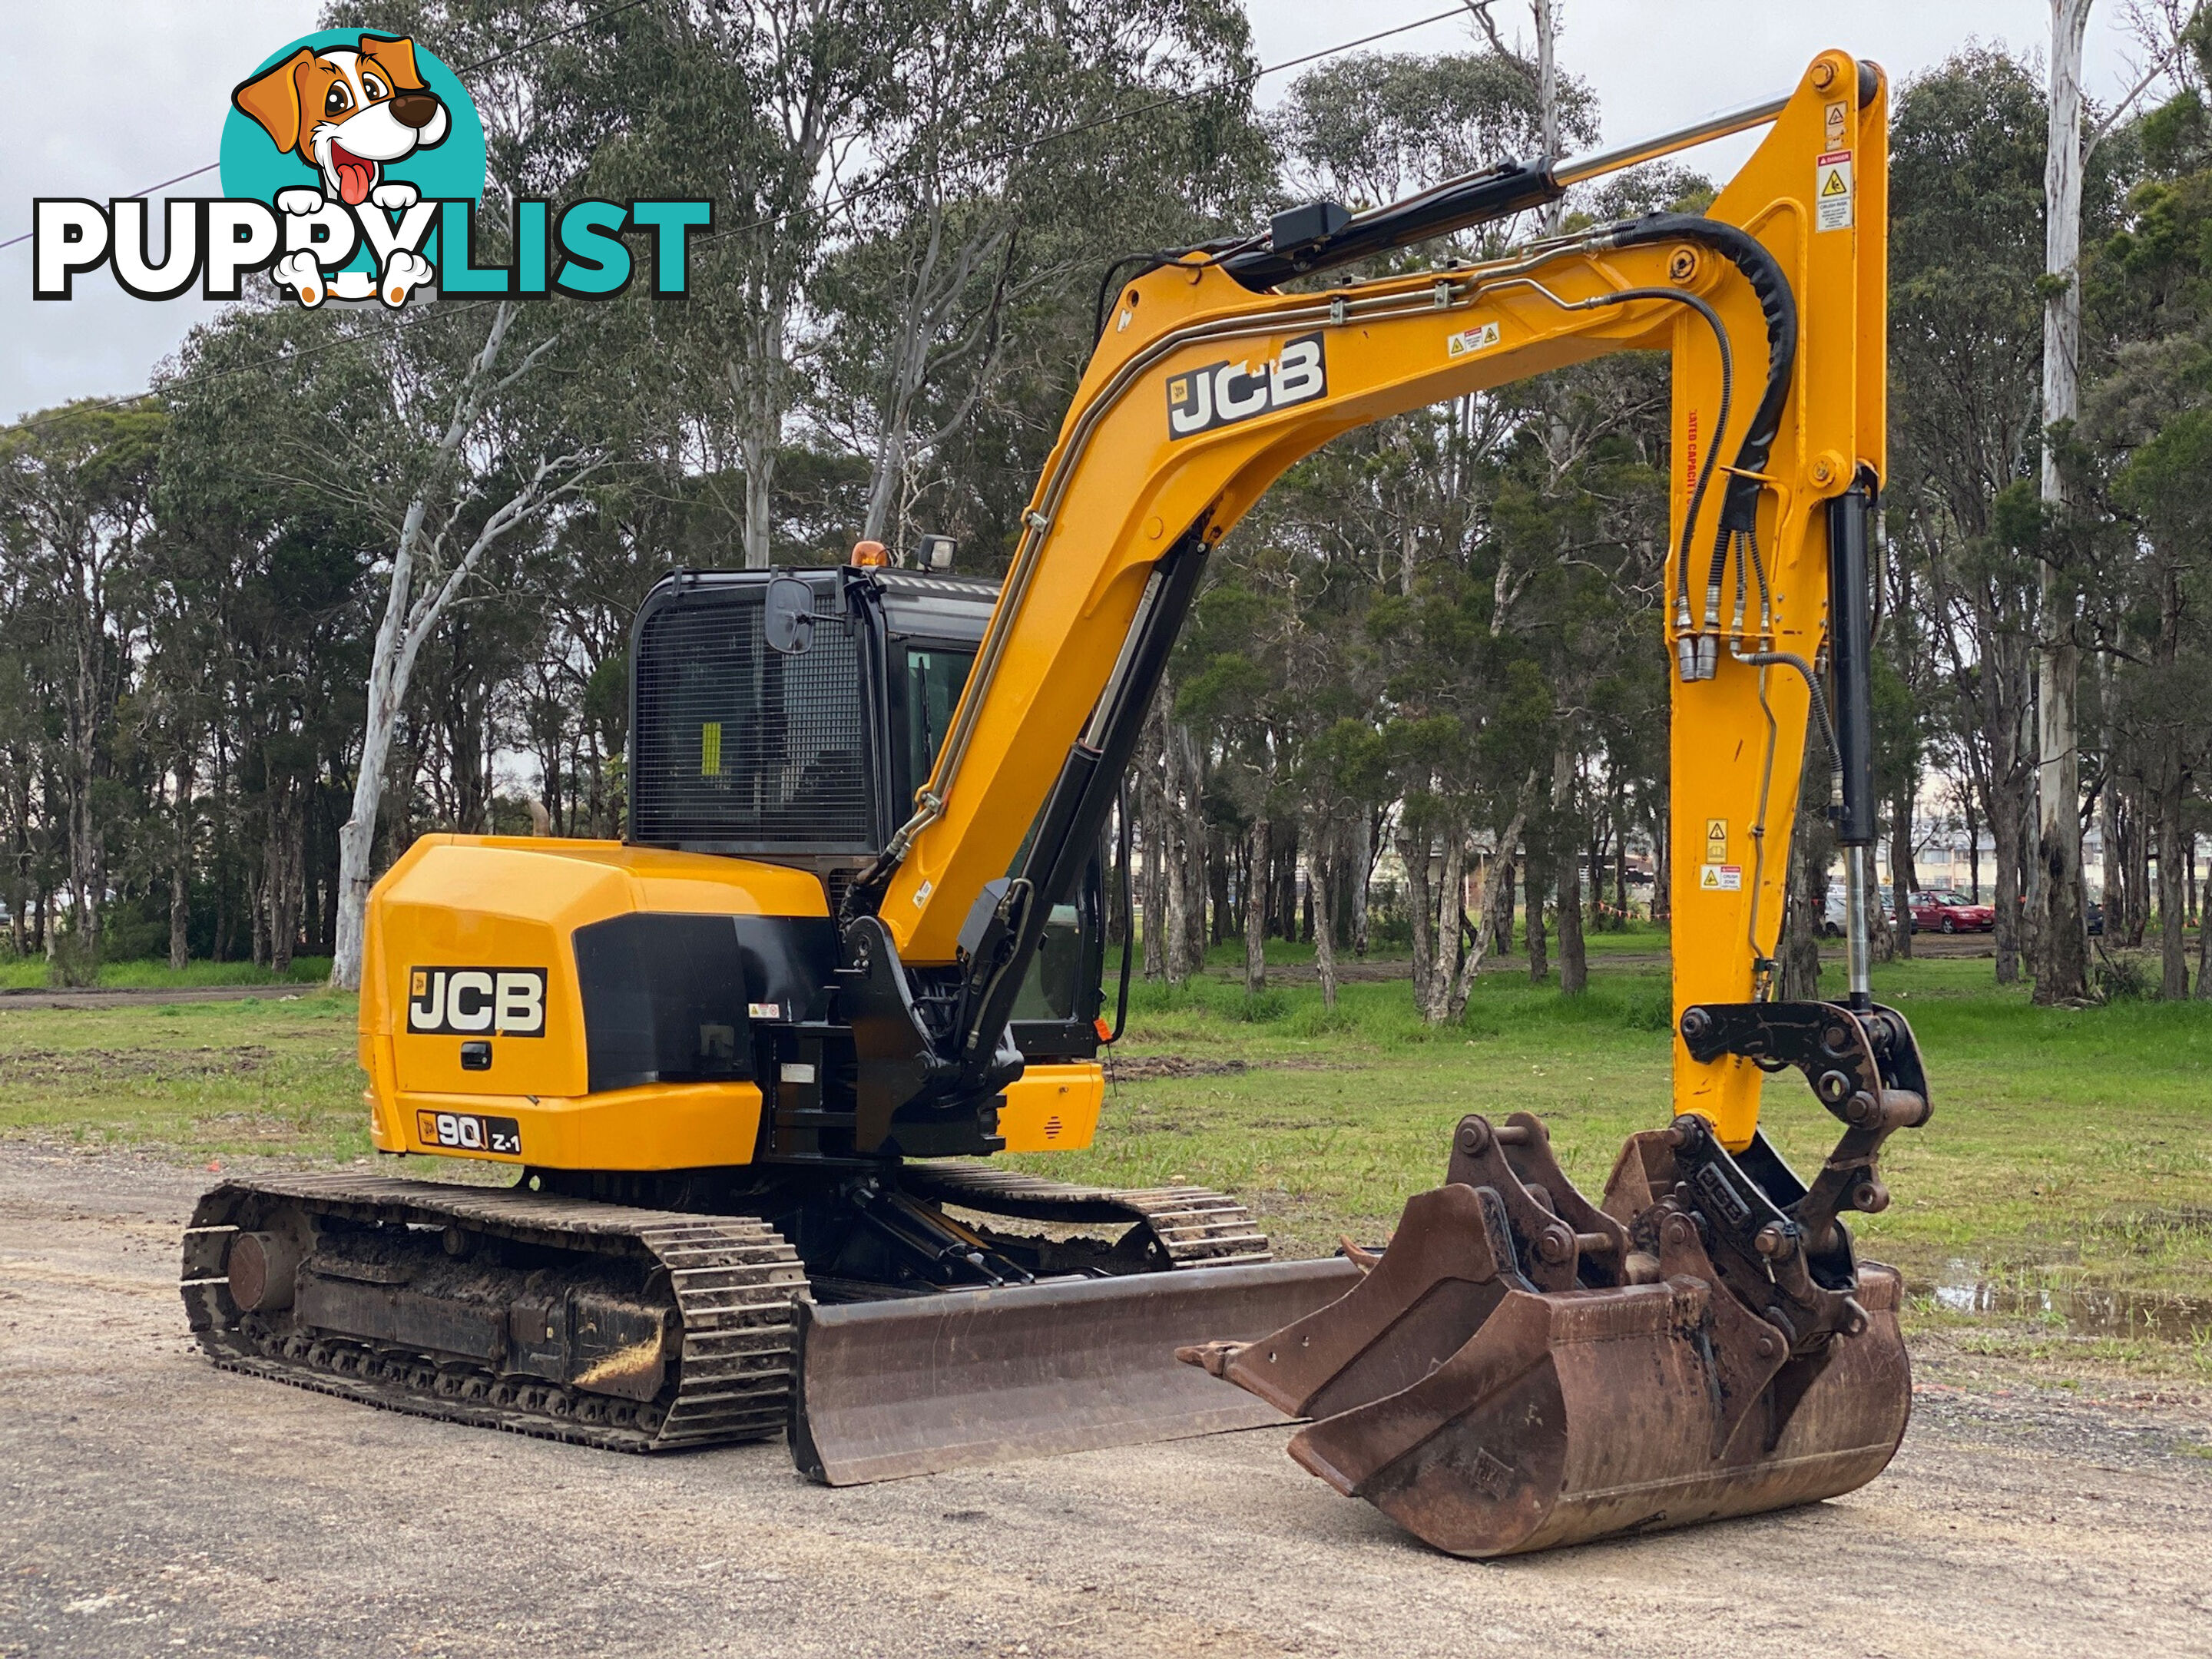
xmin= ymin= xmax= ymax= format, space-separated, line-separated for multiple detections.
xmin=13 ymin=5 xmax=1475 ymax=433
xmin=684 ymin=6 xmax=1475 ymax=257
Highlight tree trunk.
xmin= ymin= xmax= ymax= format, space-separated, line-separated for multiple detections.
xmin=733 ymin=301 xmax=788 ymax=571
xmin=1310 ymin=816 xmax=1339 ymax=1012
xmin=1535 ymin=0 xmax=1560 ymax=176
xmin=1162 ymin=712 xmax=1194 ymax=985
xmin=1349 ymin=809 xmax=1372 ymax=956
xmin=2033 ymin=0 xmax=2094 ymax=1005
xmin=1243 ymin=816 xmax=1270 ymax=994
xmin=1525 ymin=849 xmax=1550 ymax=983
xmin=1428 ymin=828 xmax=1466 ymax=1021
xmin=1891 ymin=785 xmax=1918 ymax=959
xmin=169 ymin=754 xmax=194 ymax=972
xmin=1990 ymin=715 xmax=2029 ymax=984
xmin=2197 ymin=856 xmax=2212 ymax=1000
xmin=1141 ymin=703 xmax=1166 ymax=979
xmin=1783 ymin=722 xmax=1837 ymax=1000
xmin=1780 ymin=803 xmax=1832 ymax=1002
xmin=2157 ymin=766 xmax=2189 ymax=998
xmin=1446 ymin=859 xmax=1494 ymax=1022
xmin=1965 ymin=791 xmax=1982 ymax=902
xmin=268 ymin=779 xmax=300 ymax=978
xmin=1485 ymin=799 xmax=1532 ymax=962
xmin=331 ymin=588 xmax=408 ymax=988
xmin=2129 ymin=790 xmax=2151 ymax=945
xmin=1551 ymin=739 xmax=1585 ymax=993
xmin=1402 ymin=825 xmax=1437 ymax=1011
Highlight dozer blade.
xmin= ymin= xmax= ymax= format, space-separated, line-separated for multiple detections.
xmin=791 ymin=1256 xmax=1359 ymax=1485
xmin=1179 ymin=1111 xmax=1915 ymax=1557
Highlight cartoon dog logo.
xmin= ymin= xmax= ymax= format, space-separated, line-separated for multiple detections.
xmin=231 ymin=34 xmax=449 ymax=306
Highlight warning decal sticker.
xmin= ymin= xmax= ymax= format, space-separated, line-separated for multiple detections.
xmin=1446 ymin=320 xmax=1501 ymax=358
xmin=1816 ymin=149 xmax=1853 ymax=233
xmin=1698 ymin=863 xmax=1743 ymax=892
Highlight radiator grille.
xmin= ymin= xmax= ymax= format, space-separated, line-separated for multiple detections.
xmin=631 ymin=590 xmax=873 ymax=848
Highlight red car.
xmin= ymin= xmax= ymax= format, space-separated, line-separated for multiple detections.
xmin=1909 ymin=889 xmax=1995 ymax=933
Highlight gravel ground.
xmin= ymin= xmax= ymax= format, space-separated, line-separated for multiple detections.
xmin=2 ymin=1142 xmax=2208 ymax=1659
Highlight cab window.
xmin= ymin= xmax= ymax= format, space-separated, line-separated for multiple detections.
xmin=902 ymin=646 xmax=974 ymax=799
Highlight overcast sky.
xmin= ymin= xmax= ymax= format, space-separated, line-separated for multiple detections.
xmin=0 ymin=1 xmax=2158 ymax=424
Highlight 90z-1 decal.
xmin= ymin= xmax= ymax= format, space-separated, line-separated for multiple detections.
xmin=1167 ymin=333 xmax=1326 ymax=439
xmin=407 ymin=967 xmax=547 ymax=1036
xmin=417 ymin=1110 xmax=522 ymax=1156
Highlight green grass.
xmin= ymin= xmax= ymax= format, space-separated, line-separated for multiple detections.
xmin=0 ymin=990 xmax=366 ymax=1162
xmin=0 ymin=955 xmax=329 ymax=990
xmin=2 ymin=943 xmax=2208 ymax=1371
xmin=1023 ymin=952 xmax=2212 ymax=1349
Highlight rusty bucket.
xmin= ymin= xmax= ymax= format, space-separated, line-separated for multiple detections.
xmin=1181 ymin=1111 xmax=1913 ymax=1557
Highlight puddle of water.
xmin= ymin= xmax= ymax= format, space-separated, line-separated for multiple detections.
xmin=1914 ymin=1260 xmax=2212 ymax=1342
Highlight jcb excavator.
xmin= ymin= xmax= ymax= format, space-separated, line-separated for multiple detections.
xmin=183 ymin=51 xmax=1927 ymax=1557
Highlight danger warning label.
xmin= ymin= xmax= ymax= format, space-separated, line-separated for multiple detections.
xmin=1816 ymin=149 xmax=1853 ymax=232
xmin=1698 ymin=863 xmax=1743 ymax=892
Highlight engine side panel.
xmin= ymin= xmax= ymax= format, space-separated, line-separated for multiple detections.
xmin=361 ymin=835 xmax=826 ymax=1171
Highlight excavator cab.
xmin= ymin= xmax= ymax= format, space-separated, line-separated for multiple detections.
xmin=626 ymin=563 xmax=1108 ymax=1079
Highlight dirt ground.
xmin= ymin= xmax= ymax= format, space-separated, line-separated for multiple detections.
xmin=2 ymin=1144 xmax=2208 ymax=1659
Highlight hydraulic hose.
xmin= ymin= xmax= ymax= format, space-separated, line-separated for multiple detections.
xmin=1545 ymin=282 xmax=1733 ymax=683
xmin=1591 ymin=215 xmax=1798 ymax=681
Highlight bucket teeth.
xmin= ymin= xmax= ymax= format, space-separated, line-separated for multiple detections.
xmin=1181 ymin=1111 xmax=1915 ymax=1557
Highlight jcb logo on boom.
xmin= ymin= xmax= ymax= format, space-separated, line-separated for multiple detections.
xmin=1165 ymin=333 xmax=1326 ymax=439
xmin=406 ymin=967 xmax=547 ymax=1037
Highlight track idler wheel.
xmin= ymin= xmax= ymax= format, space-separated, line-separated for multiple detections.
xmin=1178 ymin=1112 xmax=1913 ymax=1558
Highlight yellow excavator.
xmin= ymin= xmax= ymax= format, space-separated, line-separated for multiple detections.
xmin=182 ymin=50 xmax=1927 ymax=1557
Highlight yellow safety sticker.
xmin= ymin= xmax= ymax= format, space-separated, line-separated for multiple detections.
xmin=1704 ymin=817 xmax=1728 ymax=863
xmin=1816 ymin=149 xmax=1853 ymax=232
xmin=1824 ymin=99 xmax=1849 ymax=150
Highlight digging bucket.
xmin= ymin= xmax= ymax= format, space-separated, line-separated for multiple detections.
xmin=1180 ymin=1114 xmax=1913 ymax=1557
xmin=791 ymin=1256 xmax=1360 ymax=1485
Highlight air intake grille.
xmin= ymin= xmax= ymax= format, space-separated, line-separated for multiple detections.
xmin=631 ymin=589 xmax=873 ymax=849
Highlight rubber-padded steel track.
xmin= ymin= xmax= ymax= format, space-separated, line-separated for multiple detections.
xmin=901 ymin=1163 xmax=1272 ymax=1268
xmin=180 ymin=1173 xmax=806 ymax=1453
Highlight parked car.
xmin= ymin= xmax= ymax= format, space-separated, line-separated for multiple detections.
xmin=1820 ymin=882 xmax=1902 ymax=936
xmin=1910 ymin=889 xmax=1995 ymax=933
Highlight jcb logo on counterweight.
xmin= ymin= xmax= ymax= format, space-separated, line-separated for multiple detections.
xmin=1166 ymin=333 xmax=1326 ymax=439
xmin=406 ymin=967 xmax=546 ymax=1036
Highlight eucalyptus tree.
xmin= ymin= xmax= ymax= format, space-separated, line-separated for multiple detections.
xmin=0 ymin=400 xmax=164 ymax=974
xmin=1887 ymin=50 xmax=2058 ymax=984
xmin=2080 ymin=45 xmax=2212 ymax=996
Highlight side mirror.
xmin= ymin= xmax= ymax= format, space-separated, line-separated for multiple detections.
xmin=763 ymin=577 xmax=816 ymax=656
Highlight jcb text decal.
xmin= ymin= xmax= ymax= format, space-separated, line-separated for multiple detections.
xmin=407 ymin=967 xmax=547 ymax=1036
xmin=1166 ymin=333 xmax=1326 ymax=439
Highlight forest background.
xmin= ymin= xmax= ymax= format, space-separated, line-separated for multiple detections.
xmin=8 ymin=0 xmax=2212 ymax=1018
